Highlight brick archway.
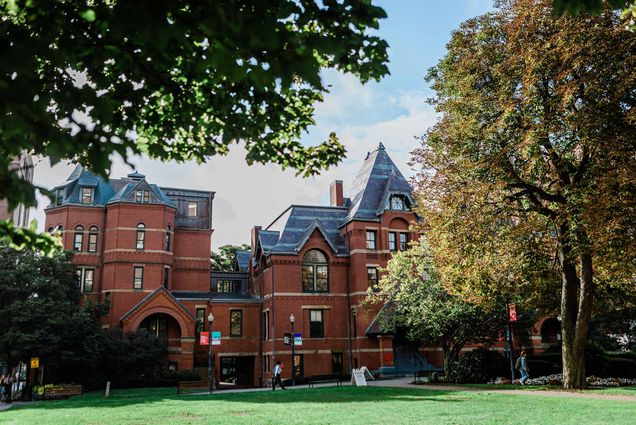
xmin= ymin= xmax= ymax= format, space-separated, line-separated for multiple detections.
xmin=128 ymin=305 xmax=193 ymax=338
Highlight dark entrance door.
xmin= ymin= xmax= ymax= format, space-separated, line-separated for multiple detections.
xmin=293 ymin=354 xmax=304 ymax=382
xmin=220 ymin=356 xmax=254 ymax=387
xmin=332 ymin=352 xmax=343 ymax=375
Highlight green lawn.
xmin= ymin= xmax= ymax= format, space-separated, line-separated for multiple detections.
xmin=440 ymin=383 xmax=636 ymax=396
xmin=1 ymin=386 xmax=635 ymax=425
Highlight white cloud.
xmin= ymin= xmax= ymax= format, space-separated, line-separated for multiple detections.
xmin=30 ymin=74 xmax=437 ymax=251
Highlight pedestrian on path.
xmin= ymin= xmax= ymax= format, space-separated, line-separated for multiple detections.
xmin=515 ymin=351 xmax=529 ymax=385
xmin=272 ymin=361 xmax=286 ymax=391
xmin=2 ymin=374 xmax=13 ymax=403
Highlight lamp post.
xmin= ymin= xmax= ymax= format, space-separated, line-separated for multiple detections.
xmin=290 ymin=313 xmax=295 ymax=386
xmin=208 ymin=312 xmax=215 ymax=394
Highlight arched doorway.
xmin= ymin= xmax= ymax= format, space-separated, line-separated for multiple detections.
xmin=541 ymin=318 xmax=561 ymax=343
xmin=139 ymin=313 xmax=183 ymax=364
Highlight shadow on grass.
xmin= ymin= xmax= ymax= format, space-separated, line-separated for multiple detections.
xmin=8 ymin=386 xmax=463 ymax=412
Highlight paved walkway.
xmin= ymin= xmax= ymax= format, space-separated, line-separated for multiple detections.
xmin=369 ymin=377 xmax=636 ymax=402
xmin=192 ymin=380 xmax=351 ymax=396
xmin=0 ymin=401 xmax=27 ymax=412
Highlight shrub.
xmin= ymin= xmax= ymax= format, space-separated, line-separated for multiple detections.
xmin=607 ymin=358 xmax=636 ymax=378
xmin=448 ymin=348 xmax=508 ymax=383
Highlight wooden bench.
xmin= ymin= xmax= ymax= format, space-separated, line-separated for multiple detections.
xmin=308 ymin=373 xmax=342 ymax=388
xmin=177 ymin=380 xmax=210 ymax=394
xmin=43 ymin=385 xmax=82 ymax=399
xmin=414 ymin=370 xmax=445 ymax=383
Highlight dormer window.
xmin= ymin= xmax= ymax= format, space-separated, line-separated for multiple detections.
xmin=389 ymin=195 xmax=409 ymax=211
xmin=188 ymin=202 xmax=197 ymax=217
xmin=81 ymin=187 xmax=93 ymax=204
xmin=135 ymin=190 xmax=150 ymax=203
xmin=55 ymin=189 xmax=64 ymax=206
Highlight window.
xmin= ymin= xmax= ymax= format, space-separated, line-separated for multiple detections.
xmin=163 ymin=266 xmax=170 ymax=288
xmin=73 ymin=225 xmax=84 ymax=251
xmin=55 ymin=189 xmax=64 ymax=206
xmin=366 ymin=230 xmax=377 ymax=250
xmin=195 ymin=308 xmax=206 ymax=338
xmin=135 ymin=190 xmax=143 ymax=202
xmin=217 ymin=280 xmax=241 ymax=293
xmin=165 ymin=225 xmax=171 ymax=251
xmin=263 ymin=311 xmax=270 ymax=340
xmin=367 ymin=267 xmax=379 ymax=289
xmin=136 ymin=223 xmax=146 ymax=250
xmin=399 ymin=232 xmax=408 ymax=251
xmin=133 ymin=266 xmax=144 ymax=289
xmin=389 ymin=195 xmax=409 ymax=211
xmin=230 ymin=310 xmax=242 ymax=337
xmin=143 ymin=190 xmax=149 ymax=203
xmin=75 ymin=268 xmax=94 ymax=292
xmin=389 ymin=232 xmax=397 ymax=251
xmin=188 ymin=202 xmax=197 ymax=217
xmin=81 ymin=187 xmax=93 ymax=204
xmin=302 ymin=250 xmax=328 ymax=292
xmin=263 ymin=355 xmax=270 ymax=372
xmin=309 ymin=310 xmax=324 ymax=338
xmin=47 ymin=226 xmax=54 ymax=233
xmin=88 ymin=226 xmax=98 ymax=252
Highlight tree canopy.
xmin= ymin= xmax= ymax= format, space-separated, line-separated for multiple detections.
xmin=0 ymin=0 xmax=389 ymax=251
xmin=365 ymin=240 xmax=508 ymax=373
xmin=211 ymin=243 xmax=250 ymax=271
xmin=415 ymin=0 xmax=635 ymax=388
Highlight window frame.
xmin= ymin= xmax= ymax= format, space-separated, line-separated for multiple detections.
xmin=388 ymin=232 xmax=397 ymax=251
xmin=263 ymin=311 xmax=270 ymax=341
xmin=73 ymin=225 xmax=84 ymax=252
xmin=399 ymin=232 xmax=408 ymax=251
xmin=76 ymin=267 xmax=95 ymax=293
xmin=301 ymin=250 xmax=329 ymax=293
xmin=81 ymin=187 xmax=93 ymax=204
xmin=136 ymin=223 xmax=146 ymax=250
xmin=165 ymin=225 xmax=171 ymax=251
xmin=135 ymin=190 xmax=143 ymax=202
xmin=163 ymin=266 xmax=170 ymax=289
xmin=133 ymin=266 xmax=144 ymax=289
xmin=88 ymin=226 xmax=98 ymax=253
xmin=366 ymin=230 xmax=377 ymax=250
xmin=195 ymin=308 xmax=206 ymax=339
xmin=230 ymin=309 xmax=243 ymax=337
xmin=367 ymin=266 xmax=379 ymax=289
xmin=143 ymin=190 xmax=150 ymax=203
xmin=309 ymin=309 xmax=324 ymax=338
xmin=55 ymin=189 xmax=64 ymax=206
xmin=187 ymin=202 xmax=198 ymax=217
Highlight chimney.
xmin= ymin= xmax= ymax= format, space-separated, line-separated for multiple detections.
xmin=330 ymin=180 xmax=344 ymax=207
xmin=251 ymin=226 xmax=261 ymax=255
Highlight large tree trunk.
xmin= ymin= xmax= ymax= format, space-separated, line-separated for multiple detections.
xmin=558 ymin=232 xmax=594 ymax=389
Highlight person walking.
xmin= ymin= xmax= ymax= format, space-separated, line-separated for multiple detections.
xmin=515 ymin=351 xmax=529 ymax=385
xmin=272 ymin=360 xmax=286 ymax=391
xmin=0 ymin=375 xmax=4 ymax=402
xmin=3 ymin=374 xmax=13 ymax=404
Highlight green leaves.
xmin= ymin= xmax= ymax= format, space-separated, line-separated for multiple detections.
xmin=0 ymin=0 xmax=389 ymax=252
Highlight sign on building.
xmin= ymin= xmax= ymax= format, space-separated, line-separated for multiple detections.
xmin=212 ymin=331 xmax=221 ymax=345
xmin=200 ymin=332 xmax=210 ymax=345
xmin=30 ymin=357 xmax=39 ymax=369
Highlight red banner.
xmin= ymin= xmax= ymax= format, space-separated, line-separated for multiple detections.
xmin=200 ymin=331 xmax=210 ymax=345
xmin=508 ymin=304 xmax=517 ymax=322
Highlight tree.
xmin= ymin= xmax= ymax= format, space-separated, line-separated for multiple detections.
xmin=415 ymin=0 xmax=636 ymax=388
xmin=365 ymin=240 xmax=507 ymax=373
xmin=0 ymin=241 xmax=79 ymax=371
xmin=0 ymin=0 xmax=389 ymax=250
xmin=552 ymin=0 xmax=636 ymax=31
xmin=211 ymin=244 xmax=250 ymax=271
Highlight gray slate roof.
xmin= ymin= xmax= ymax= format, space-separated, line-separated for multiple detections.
xmin=259 ymin=143 xmax=413 ymax=257
xmin=235 ymin=250 xmax=251 ymax=272
xmin=47 ymin=166 xmax=175 ymax=209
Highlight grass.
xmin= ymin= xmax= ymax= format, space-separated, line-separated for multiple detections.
xmin=438 ymin=382 xmax=636 ymax=395
xmin=1 ymin=385 xmax=635 ymax=425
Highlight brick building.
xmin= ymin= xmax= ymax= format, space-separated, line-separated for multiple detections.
xmin=45 ymin=145 xmax=559 ymax=389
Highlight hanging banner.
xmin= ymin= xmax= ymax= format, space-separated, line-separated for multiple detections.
xmin=508 ymin=304 xmax=517 ymax=322
xmin=30 ymin=357 xmax=40 ymax=368
xmin=200 ymin=332 xmax=210 ymax=345
xmin=294 ymin=333 xmax=302 ymax=346
xmin=212 ymin=331 xmax=221 ymax=345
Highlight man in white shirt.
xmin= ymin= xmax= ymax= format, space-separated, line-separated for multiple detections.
xmin=272 ymin=360 xmax=286 ymax=390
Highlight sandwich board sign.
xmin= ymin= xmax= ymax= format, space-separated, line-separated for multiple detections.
xmin=351 ymin=368 xmax=368 ymax=386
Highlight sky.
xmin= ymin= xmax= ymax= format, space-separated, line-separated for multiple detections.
xmin=30 ymin=0 xmax=494 ymax=250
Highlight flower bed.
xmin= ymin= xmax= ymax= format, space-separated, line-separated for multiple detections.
xmin=488 ymin=374 xmax=636 ymax=387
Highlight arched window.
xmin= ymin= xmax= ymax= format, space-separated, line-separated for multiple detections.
xmin=302 ymin=249 xmax=328 ymax=292
xmin=47 ymin=226 xmax=54 ymax=233
xmin=73 ymin=225 xmax=84 ymax=252
xmin=88 ymin=226 xmax=99 ymax=253
xmin=389 ymin=195 xmax=410 ymax=211
xmin=165 ymin=225 xmax=171 ymax=251
xmin=136 ymin=223 xmax=146 ymax=250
